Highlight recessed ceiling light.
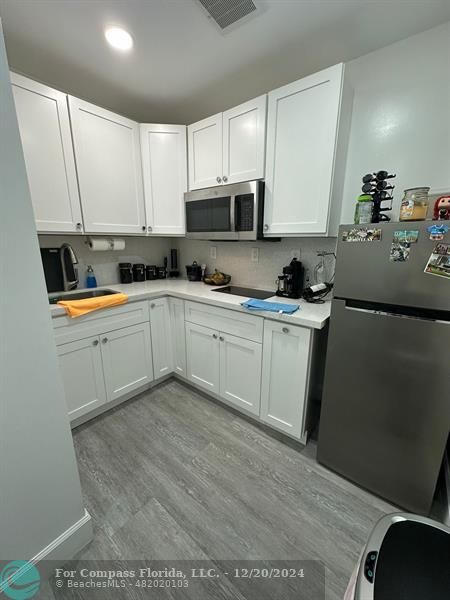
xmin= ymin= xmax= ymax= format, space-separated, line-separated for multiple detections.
xmin=104 ymin=27 xmax=133 ymax=51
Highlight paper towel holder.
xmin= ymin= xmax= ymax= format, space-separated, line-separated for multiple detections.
xmin=85 ymin=237 xmax=126 ymax=251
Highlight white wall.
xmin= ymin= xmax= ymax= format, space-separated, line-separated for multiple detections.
xmin=177 ymin=237 xmax=337 ymax=290
xmin=39 ymin=235 xmax=172 ymax=287
xmin=0 ymin=21 xmax=90 ymax=559
xmin=341 ymin=21 xmax=450 ymax=224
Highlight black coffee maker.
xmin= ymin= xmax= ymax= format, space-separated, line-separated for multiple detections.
xmin=276 ymin=258 xmax=305 ymax=299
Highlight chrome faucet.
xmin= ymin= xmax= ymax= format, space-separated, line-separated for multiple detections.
xmin=60 ymin=243 xmax=79 ymax=291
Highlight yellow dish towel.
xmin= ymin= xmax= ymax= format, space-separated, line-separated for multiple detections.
xmin=57 ymin=293 xmax=128 ymax=318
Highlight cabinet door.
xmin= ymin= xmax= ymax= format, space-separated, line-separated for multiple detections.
xmin=264 ymin=64 xmax=344 ymax=236
xmin=219 ymin=333 xmax=262 ymax=416
xmin=260 ymin=321 xmax=311 ymax=438
xmin=169 ymin=298 xmax=186 ymax=377
xmin=222 ymin=95 xmax=266 ymax=185
xmin=11 ymin=74 xmax=83 ymax=233
xmin=68 ymin=97 xmax=145 ymax=234
xmin=185 ymin=322 xmax=220 ymax=393
xmin=140 ymin=124 xmax=187 ymax=236
xmin=187 ymin=113 xmax=222 ymax=190
xmin=149 ymin=298 xmax=174 ymax=380
xmin=101 ymin=323 xmax=153 ymax=402
xmin=57 ymin=336 xmax=106 ymax=422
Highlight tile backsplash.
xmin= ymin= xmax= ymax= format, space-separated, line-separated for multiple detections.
xmin=177 ymin=237 xmax=337 ymax=290
xmin=38 ymin=235 xmax=172 ymax=287
xmin=38 ymin=234 xmax=337 ymax=290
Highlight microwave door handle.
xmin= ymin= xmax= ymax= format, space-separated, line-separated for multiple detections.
xmin=230 ymin=196 xmax=236 ymax=232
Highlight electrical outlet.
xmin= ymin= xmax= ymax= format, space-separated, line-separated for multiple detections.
xmin=290 ymin=248 xmax=301 ymax=260
xmin=209 ymin=246 xmax=217 ymax=260
xmin=251 ymin=247 xmax=259 ymax=262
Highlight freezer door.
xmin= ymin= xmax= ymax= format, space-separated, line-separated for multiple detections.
xmin=334 ymin=222 xmax=450 ymax=311
xmin=318 ymin=298 xmax=450 ymax=514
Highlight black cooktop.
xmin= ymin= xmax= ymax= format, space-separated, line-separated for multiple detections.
xmin=212 ymin=286 xmax=274 ymax=300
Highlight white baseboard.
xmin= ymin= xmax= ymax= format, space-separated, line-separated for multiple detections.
xmin=31 ymin=509 xmax=92 ymax=578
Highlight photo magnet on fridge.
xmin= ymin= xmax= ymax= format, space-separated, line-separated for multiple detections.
xmin=342 ymin=227 xmax=382 ymax=242
xmin=427 ymin=224 xmax=449 ymax=241
xmin=393 ymin=230 xmax=419 ymax=243
xmin=424 ymin=243 xmax=450 ymax=279
xmin=390 ymin=241 xmax=410 ymax=262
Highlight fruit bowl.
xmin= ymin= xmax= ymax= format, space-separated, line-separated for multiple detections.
xmin=203 ymin=271 xmax=231 ymax=286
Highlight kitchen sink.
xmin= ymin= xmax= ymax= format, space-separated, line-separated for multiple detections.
xmin=48 ymin=289 xmax=120 ymax=304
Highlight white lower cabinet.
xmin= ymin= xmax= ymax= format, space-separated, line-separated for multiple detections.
xmin=185 ymin=322 xmax=220 ymax=394
xmin=169 ymin=298 xmax=186 ymax=377
xmin=260 ymin=321 xmax=312 ymax=439
xmin=149 ymin=298 xmax=174 ymax=380
xmin=186 ymin=321 xmax=262 ymax=415
xmin=219 ymin=333 xmax=262 ymax=416
xmin=101 ymin=323 xmax=154 ymax=402
xmin=57 ymin=336 xmax=106 ymax=421
xmin=57 ymin=321 xmax=153 ymax=423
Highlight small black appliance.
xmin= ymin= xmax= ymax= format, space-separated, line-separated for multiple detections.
xmin=276 ymin=258 xmax=305 ymax=299
xmin=169 ymin=249 xmax=179 ymax=278
xmin=185 ymin=261 xmax=202 ymax=281
xmin=119 ymin=263 xmax=133 ymax=284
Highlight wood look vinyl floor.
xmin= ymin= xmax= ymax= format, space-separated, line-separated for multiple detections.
xmin=72 ymin=379 xmax=395 ymax=600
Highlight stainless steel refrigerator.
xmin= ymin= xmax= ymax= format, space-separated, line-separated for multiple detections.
xmin=318 ymin=222 xmax=450 ymax=514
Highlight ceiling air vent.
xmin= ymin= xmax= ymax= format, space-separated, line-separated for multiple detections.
xmin=197 ymin=0 xmax=258 ymax=30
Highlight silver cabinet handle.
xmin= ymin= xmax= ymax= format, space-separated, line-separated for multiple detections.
xmin=102 ymin=337 xmax=108 ymax=344
xmin=142 ymin=226 xmax=146 ymax=232
xmin=92 ymin=339 xmax=99 ymax=346
xmin=282 ymin=327 xmax=289 ymax=334
xmin=212 ymin=333 xmax=218 ymax=339
xmin=264 ymin=224 xmax=269 ymax=231
xmin=219 ymin=336 xmax=224 ymax=342
xmin=150 ymin=303 xmax=155 ymax=308
xmin=222 ymin=176 xmax=228 ymax=183
xmin=148 ymin=226 xmax=152 ymax=232
xmin=76 ymin=222 xmax=82 ymax=230
xmin=216 ymin=176 xmax=222 ymax=184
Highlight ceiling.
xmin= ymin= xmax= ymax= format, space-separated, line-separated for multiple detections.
xmin=0 ymin=0 xmax=449 ymax=124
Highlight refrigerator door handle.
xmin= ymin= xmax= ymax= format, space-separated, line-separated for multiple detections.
xmin=344 ymin=304 xmax=450 ymax=324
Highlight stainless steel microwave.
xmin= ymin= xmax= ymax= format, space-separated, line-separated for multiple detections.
xmin=185 ymin=180 xmax=265 ymax=241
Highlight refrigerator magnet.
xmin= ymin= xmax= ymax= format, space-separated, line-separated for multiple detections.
xmin=427 ymin=224 xmax=449 ymax=241
xmin=389 ymin=241 xmax=410 ymax=262
xmin=424 ymin=243 xmax=450 ymax=279
xmin=393 ymin=230 xmax=419 ymax=244
xmin=342 ymin=227 xmax=382 ymax=242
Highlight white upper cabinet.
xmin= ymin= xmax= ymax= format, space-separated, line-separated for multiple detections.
xmin=68 ymin=97 xmax=145 ymax=234
xmin=140 ymin=124 xmax=187 ymax=236
xmin=264 ymin=63 xmax=348 ymax=237
xmin=222 ymin=95 xmax=266 ymax=185
xmin=11 ymin=74 xmax=83 ymax=233
xmin=187 ymin=95 xmax=267 ymax=190
xmin=188 ymin=113 xmax=223 ymax=190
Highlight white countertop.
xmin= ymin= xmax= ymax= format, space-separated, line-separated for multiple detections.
xmin=50 ymin=280 xmax=331 ymax=329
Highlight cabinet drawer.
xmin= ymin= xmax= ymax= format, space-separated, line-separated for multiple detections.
xmin=53 ymin=300 xmax=150 ymax=345
xmin=184 ymin=301 xmax=263 ymax=343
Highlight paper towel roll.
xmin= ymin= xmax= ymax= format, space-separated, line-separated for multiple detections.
xmin=87 ymin=238 xmax=126 ymax=251
xmin=111 ymin=238 xmax=125 ymax=251
xmin=88 ymin=238 xmax=111 ymax=251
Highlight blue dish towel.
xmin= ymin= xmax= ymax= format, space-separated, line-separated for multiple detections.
xmin=241 ymin=298 xmax=300 ymax=314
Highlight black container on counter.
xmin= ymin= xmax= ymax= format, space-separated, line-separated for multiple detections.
xmin=146 ymin=265 xmax=158 ymax=280
xmin=119 ymin=262 xmax=133 ymax=284
xmin=132 ymin=263 xmax=146 ymax=282
xmin=157 ymin=266 xmax=167 ymax=279
xmin=186 ymin=261 xmax=202 ymax=281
